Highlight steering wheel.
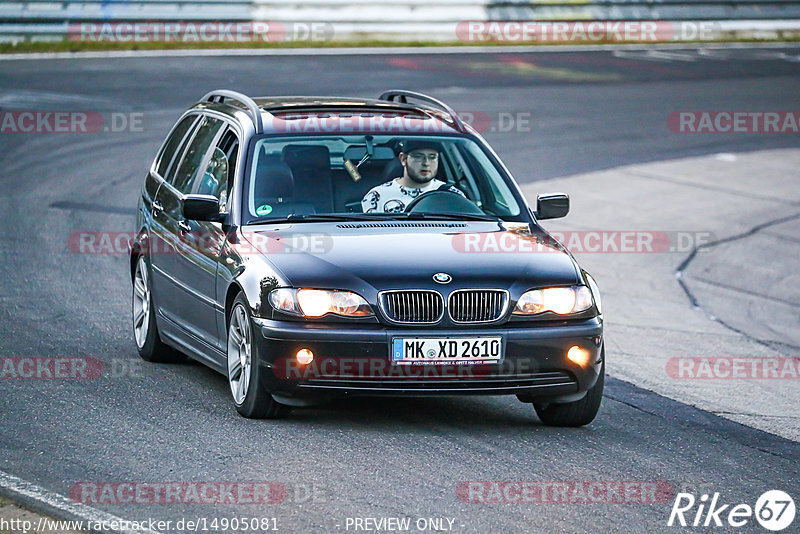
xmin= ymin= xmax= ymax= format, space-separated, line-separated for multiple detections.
xmin=404 ymin=189 xmax=486 ymax=215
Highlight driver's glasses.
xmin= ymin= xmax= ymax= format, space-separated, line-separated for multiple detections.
xmin=408 ymin=153 xmax=438 ymax=163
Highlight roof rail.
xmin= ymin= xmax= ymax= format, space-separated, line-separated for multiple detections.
xmin=379 ymin=89 xmax=467 ymax=133
xmin=201 ymin=90 xmax=263 ymax=134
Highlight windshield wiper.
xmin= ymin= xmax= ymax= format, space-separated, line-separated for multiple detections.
xmin=247 ymin=211 xmax=501 ymax=225
xmin=248 ymin=213 xmax=398 ymax=225
xmin=397 ymin=212 xmax=501 ymax=222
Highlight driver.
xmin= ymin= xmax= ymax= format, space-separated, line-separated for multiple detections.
xmin=361 ymin=140 xmax=465 ymax=213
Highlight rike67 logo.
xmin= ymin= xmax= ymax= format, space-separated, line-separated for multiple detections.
xmin=669 ymin=490 xmax=795 ymax=531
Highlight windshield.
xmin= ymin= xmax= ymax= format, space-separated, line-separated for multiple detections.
xmin=242 ymin=135 xmax=525 ymax=224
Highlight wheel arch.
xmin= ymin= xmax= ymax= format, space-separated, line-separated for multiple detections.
xmin=129 ymin=229 xmax=149 ymax=282
xmin=225 ymin=282 xmax=245 ymax=330
xmin=223 ymin=263 xmax=281 ymax=327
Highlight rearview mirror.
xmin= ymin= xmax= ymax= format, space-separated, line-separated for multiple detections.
xmin=183 ymin=194 xmax=221 ymax=222
xmin=535 ymin=193 xmax=569 ymax=220
xmin=343 ymin=145 xmax=395 ymax=161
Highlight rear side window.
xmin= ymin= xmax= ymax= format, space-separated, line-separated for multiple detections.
xmin=154 ymin=115 xmax=198 ymax=178
xmin=171 ymin=116 xmax=225 ymax=194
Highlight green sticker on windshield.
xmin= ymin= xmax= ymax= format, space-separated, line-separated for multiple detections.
xmin=256 ymin=204 xmax=273 ymax=216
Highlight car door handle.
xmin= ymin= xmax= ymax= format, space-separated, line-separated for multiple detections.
xmin=152 ymin=200 xmax=164 ymax=212
xmin=178 ymin=220 xmax=192 ymax=233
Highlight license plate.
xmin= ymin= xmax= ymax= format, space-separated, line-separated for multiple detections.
xmin=391 ymin=337 xmax=503 ymax=365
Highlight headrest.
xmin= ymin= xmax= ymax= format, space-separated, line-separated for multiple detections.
xmin=381 ymin=158 xmax=403 ymax=181
xmin=282 ymin=144 xmax=330 ymax=170
xmin=254 ymin=150 xmax=294 ymax=200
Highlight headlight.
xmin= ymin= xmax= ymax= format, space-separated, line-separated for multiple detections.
xmin=513 ymin=286 xmax=594 ymax=315
xmin=268 ymin=288 xmax=373 ymax=318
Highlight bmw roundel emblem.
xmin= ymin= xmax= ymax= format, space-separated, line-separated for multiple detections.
xmin=433 ymin=273 xmax=452 ymax=284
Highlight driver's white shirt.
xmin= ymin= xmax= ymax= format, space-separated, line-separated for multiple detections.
xmin=361 ymin=178 xmax=463 ymax=213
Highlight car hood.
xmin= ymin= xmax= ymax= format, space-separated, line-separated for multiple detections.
xmin=241 ymin=222 xmax=580 ymax=295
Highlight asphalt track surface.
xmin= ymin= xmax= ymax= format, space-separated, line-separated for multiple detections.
xmin=0 ymin=46 xmax=799 ymax=533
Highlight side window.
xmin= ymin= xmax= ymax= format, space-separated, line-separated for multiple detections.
xmin=171 ymin=116 xmax=225 ymax=194
xmin=154 ymin=115 xmax=198 ymax=179
xmin=189 ymin=128 xmax=239 ymax=214
xmin=458 ymin=144 xmax=519 ymax=216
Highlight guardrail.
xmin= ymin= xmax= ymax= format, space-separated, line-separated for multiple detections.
xmin=0 ymin=0 xmax=252 ymax=42
xmin=492 ymin=1 xmax=800 ymax=21
xmin=250 ymin=0 xmax=800 ymax=21
xmin=1 ymin=0 xmax=251 ymax=22
xmin=1 ymin=0 xmax=799 ymax=44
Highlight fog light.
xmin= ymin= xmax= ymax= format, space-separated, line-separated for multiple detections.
xmin=296 ymin=349 xmax=314 ymax=365
xmin=567 ymin=346 xmax=591 ymax=367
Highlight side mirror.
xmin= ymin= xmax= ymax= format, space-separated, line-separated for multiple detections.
xmin=535 ymin=193 xmax=569 ymax=220
xmin=183 ymin=194 xmax=221 ymax=222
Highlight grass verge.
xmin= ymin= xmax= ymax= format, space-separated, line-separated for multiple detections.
xmin=2 ymin=36 xmax=799 ymax=54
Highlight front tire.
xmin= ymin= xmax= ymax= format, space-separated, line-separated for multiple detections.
xmin=132 ymin=255 xmax=186 ymax=363
xmin=534 ymin=361 xmax=604 ymax=427
xmin=227 ymin=294 xmax=291 ymax=419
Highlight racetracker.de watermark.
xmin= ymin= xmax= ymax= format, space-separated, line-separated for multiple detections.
xmin=261 ymin=110 xmax=532 ymax=134
xmin=71 ymin=231 xmax=715 ymax=256
xmin=68 ymin=231 xmax=333 ymax=255
xmin=0 ymin=357 xmax=157 ymax=380
xmin=666 ymin=357 xmax=800 ymax=379
xmin=457 ymin=481 xmax=674 ymax=503
xmin=271 ymin=357 xmax=556 ymax=380
xmin=0 ymin=110 xmax=144 ymax=134
xmin=69 ymin=482 xmax=287 ymax=505
xmin=0 ymin=357 xmax=103 ymax=379
xmin=451 ymin=231 xmax=715 ymax=254
xmin=668 ymin=111 xmax=800 ymax=133
xmin=455 ymin=21 xmax=719 ymax=42
xmin=68 ymin=21 xmax=334 ymax=43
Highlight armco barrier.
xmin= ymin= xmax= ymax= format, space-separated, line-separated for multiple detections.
xmin=0 ymin=0 xmax=251 ymax=42
xmin=485 ymin=0 xmax=800 ymax=21
xmin=0 ymin=0 xmax=251 ymax=21
xmin=252 ymin=0 xmax=800 ymax=22
xmin=1 ymin=0 xmax=799 ymax=43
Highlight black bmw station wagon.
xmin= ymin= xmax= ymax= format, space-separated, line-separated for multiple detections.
xmin=131 ymin=89 xmax=604 ymax=425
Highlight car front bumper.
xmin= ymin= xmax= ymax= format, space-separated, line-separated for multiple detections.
xmin=251 ymin=316 xmax=603 ymax=404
